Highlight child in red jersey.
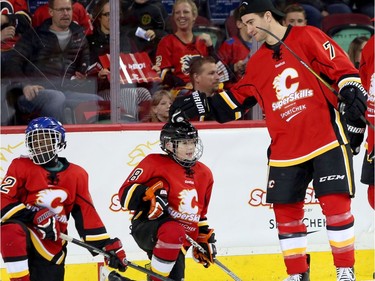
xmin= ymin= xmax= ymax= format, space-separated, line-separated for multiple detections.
xmin=0 ymin=117 xmax=127 ymax=281
xmin=118 ymin=121 xmax=216 ymax=281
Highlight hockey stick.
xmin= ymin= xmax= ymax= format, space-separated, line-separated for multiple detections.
xmin=59 ymin=233 xmax=173 ymax=281
xmin=100 ymin=265 xmax=134 ymax=281
xmin=256 ymin=26 xmax=374 ymax=130
xmin=185 ymin=234 xmax=242 ymax=281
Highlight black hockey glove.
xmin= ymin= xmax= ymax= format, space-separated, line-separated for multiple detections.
xmin=346 ymin=118 xmax=366 ymax=155
xmin=32 ymin=208 xmax=60 ymax=241
xmin=169 ymin=91 xmax=210 ymax=123
xmin=338 ymin=81 xmax=367 ymax=122
xmin=103 ymin=238 xmax=128 ymax=272
xmin=192 ymin=228 xmax=217 ymax=268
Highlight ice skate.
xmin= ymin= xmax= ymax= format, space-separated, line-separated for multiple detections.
xmin=336 ymin=267 xmax=356 ymax=281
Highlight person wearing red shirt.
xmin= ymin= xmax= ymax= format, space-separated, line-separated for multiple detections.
xmin=118 ymin=121 xmax=216 ymax=280
xmin=359 ymin=35 xmax=374 ymax=210
xmin=0 ymin=117 xmax=127 ymax=281
xmin=169 ymin=1 xmax=367 ymax=280
xmin=155 ymin=0 xmax=228 ymax=90
xmin=218 ymin=6 xmax=253 ymax=88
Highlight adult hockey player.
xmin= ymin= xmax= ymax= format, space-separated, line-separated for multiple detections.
xmin=359 ymin=35 xmax=374 ymax=210
xmin=168 ymin=1 xmax=368 ymax=280
xmin=118 ymin=121 xmax=216 ymax=281
xmin=0 ymin=117 xmax=127 ymax=281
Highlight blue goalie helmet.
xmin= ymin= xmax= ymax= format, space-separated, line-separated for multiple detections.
xmin=25 ymin=117 xmax=67 ymax=165
xmin=160 ymin=121 xmax=203 ymax=168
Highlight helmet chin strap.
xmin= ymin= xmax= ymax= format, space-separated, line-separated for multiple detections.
xmin=41 ymin=155 xmax=59 ymax=168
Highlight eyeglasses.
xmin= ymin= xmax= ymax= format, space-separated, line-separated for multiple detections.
xmin=101 ymin=12 xmax=110 ymax=17
xmin=52 ymin=7 xmax=72 ymax=13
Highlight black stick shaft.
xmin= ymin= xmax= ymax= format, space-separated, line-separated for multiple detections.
xmin=60 ymin=233 xmax=173 ymax=281
xmin=185 ymin=234 xmax=242 ymax=281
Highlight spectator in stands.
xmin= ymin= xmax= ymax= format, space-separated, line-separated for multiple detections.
xmin=142 ymin=89 xmax=173 ymax=122
xmin=275 ymin=0 xmax=352 ymax=28
xmin=1 ymin=0 xmax=31 ymax=74
xmin=174 ymin=56 xmax=238 ymax=121
xmin=218 ymin=6 xmax=252 ymax=88
xmin=282 ymin=4 xmax=307 ymax=26
xmin=32 ymin=0 xmax=93 ymax=35
xmin=155 ymin=0 xmax=228 ymax=90
xmin=87 ymin=0 xmax=152 ymax=121
xmin=348 ymin=36 xmax=369 ymax=69
xmin=8 ymin=0 xmax=102 ymax=124
xmin=1 ymin=0 xmax=32 ymax=125
xmin=121 ymin=0 xmax=169 ymax=62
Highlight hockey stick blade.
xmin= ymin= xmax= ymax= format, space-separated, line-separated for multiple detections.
xmin=256 ymin=26 xmax=374 ymax=130
xmin=185 ymin=234 xmax=242 ymax=281
xmin=59 ymin=233 xmax=173 ymax=281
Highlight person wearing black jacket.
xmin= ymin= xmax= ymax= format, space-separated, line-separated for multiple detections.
xmin=8 ymin=0 xmax=102 ymax=124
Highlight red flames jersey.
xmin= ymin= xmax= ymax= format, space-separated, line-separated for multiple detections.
xmin=359 ymin=35 xmax=374 ymax=157
xmin=118 ymin=154 xmax=213 ymax=244
xmin=0 ymin=157 xmax=109 ymax=261
xmin=155 ymin=34 xmax=210 ymax=83
xmin=223 ymin=26 xmax=360 ymax=166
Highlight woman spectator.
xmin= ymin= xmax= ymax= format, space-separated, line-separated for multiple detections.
xmin=142 ymin=89 xmax=172 ymax=122
xmin=154 ymin=0 xmax=226 ymax=90
xmin=87 ymin=0 xmax=152 ymax=121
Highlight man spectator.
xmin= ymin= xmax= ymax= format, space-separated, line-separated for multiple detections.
xmin=32 ymin=0 xmax=93 ymax=35
xmin=8 ymin=0 xmax=102 ymax=124
xmin=282 ymin=4 xmax=307 ymax=26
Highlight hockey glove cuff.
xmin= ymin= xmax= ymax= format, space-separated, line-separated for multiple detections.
xmin=32 ymin=208 xmax=60 ymax=241
xmin=103 ymin=238 xmax=128 ymax=272
xmin=346 ymin=118 xmax=366 ymax=155
xmin=192 ymin=229 xmax=217 ymax=268
xmin=169 ymin=91 xmax=210 ymax=123
xmin=339 ymin=81 xmax=367 ymax=121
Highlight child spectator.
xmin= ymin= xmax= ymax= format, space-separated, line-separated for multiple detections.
xmin=141 ymin=89 xmax=173 ymax=122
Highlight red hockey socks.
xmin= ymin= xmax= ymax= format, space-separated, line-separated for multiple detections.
xmin=319 ymin=194 xmax=355 ymax=267
xmin=1 ymin=223 xmax=30 ymax=281
xmin=150 ymin=221 xmax=185 ymax=280
xmin=368 ymin=184 xmax=374 ymax=209
xmin=273 ymin=202 xmax=309 ymax=275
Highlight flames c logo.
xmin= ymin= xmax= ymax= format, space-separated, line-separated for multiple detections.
xmin=273 ymin=68 xmax=299 ymax=100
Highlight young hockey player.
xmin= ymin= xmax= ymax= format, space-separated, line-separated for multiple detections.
xmin=0 ymin=117 xmax=127 ymax=281
xmin=118 ymin=121 xmax=216 ymax=281
xmin=168 ymin=0 xmax=368 ymax=280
